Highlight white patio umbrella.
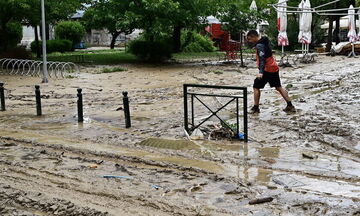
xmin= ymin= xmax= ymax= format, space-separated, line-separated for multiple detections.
xmin=298 ymin=0 xmax=304 ymax=46
xmin=298 ymin=0 xmax=312 ymax=54
xmin=250 ymin=0 xmax=257 ymax=11
xmin=347 ymin=5 xmax=357 ymax=57
xmin=277 ymin=0 xmax=289 ymax=55
xmin=358 ymin=8 xmax=360 ymax=39
xmin=250 ymin=0 xmax=260 ymax=32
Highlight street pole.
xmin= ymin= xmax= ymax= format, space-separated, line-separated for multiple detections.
xmin=41 ymin=0 xmax=49 ymax=83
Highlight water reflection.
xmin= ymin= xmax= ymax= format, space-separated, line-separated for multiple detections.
xmin=239 ymin=144 xmax=280 ymax=183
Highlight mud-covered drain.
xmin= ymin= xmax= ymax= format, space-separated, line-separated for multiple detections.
xmin=138 ymin=138 xmax=199 ymax=150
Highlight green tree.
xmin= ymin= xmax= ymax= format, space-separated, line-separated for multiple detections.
xmin=168 ymin=0 xmax=227 ymax=52
xmin=127 ymin=0 xmax=225 ymax=52
xmin=220 ymin=2 xmax=264 ymax=67
xmin=23 ymin=0 xmax=90 ymax=55
xmin=55 ymin=21 xmax=86 ymax=48
xmin=83 ymin=0 xmax=136 ymax=49
xmin=0 ymin=0 xmax=29 ymax=51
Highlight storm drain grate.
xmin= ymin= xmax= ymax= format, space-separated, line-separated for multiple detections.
xmin=138 ymin=138 xmax=199 ymax=150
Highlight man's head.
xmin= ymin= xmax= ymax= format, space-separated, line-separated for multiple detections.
xmin=246 ymin=30 xmax=260 ymax=44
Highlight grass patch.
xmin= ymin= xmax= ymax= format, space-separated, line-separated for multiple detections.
xmin=173 ymin=52 xmax=222 ymax=60
xmin=100 ymin=66 xmax=127 ymax=73
xmin=36 ymin=49 xmax=256 ymax=65
xmin=173 ymin=49 xmax=255 ymax=61
xmin=44 ymin=50 xmax=138 ymax=65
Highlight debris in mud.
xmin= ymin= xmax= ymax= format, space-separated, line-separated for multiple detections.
xmin=115 ymin=106 xmax=123 ymax=111
xmin=89 ymin=164 xmax=98 ymax=169
xmin=190 ymin=185 xmax=203 ymax=193
xmin=102 ymin=175 xmax=134 ymax=180
xmin=224 ymin=187 xmax=247 ymax=195
xmin=302 ymin=153 xmax=318 ymax=160
xmin=115 ymin=163 xmax=134 ymax=175
xmin=151 ymin=185 xmax=162 ymax=190
xmin=263 ymin=158 xmax=276 ymax=164
xmin=209 ymin=127 xmax=235 ymax=140
xmin=248 ymin=197 xmax=274 ymax=205
xmin=272 ymin=174 xmax=305 ymax=188
xmin=190 ymin=128 xmax=204 ymax=140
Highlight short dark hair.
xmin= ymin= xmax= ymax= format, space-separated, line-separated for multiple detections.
xmin=247 ymin=30 xmax=259 ymax=38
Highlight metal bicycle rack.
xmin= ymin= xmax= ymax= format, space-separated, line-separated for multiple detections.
xmin=279 ymin=52 xmax=317 ymax=67
xmin=183 ymin=84 xmax=248 ymax=142
xmin=279 ymin=53 xmax=298 ymax=67
xmin=0 ymin=58 xmax=78 ymax=78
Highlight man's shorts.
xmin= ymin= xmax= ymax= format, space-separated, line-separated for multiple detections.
xmin=253 ymin=71 xmax=281 ymax=89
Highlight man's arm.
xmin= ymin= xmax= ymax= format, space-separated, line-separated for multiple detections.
xmin=256 ymin=43 xmax=266 ymax=74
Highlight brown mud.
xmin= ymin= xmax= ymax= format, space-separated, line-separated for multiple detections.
xmin=0 ymin=55 xmax=360 ymax=215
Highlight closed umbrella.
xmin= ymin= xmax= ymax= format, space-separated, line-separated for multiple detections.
xmin=298 ymin=0 xmax=312 ymax=53
xmin=298 ymin=0 xmax=304 ymax=46
xmin=348 ymin=5 xmax=357 ymax=57
xmin=250 ymin=0 xmax=257 ymax=11
xmin=358 ymin=8 xmax=360 ymax=39
xmin=277 ymin=0 xmax=289 ymax=55
xmin=250 ymin=0 xmax=260 ymax=33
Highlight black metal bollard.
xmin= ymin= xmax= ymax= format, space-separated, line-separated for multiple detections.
xmin=122 ymin=91 xmax=131 ymax=128
xmin=77 ymin=88 xmax=84 ymax=122
xmin=0 ymin=83 xmax=5 ymax=111
xmin=35 ymin=85 xmax=42 ymax=116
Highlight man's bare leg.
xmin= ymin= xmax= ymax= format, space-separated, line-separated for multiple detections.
xmin=254 ymin=88 xmax=261 ymax=105
xmin=250 ymin=88 xmax=261 ymax=113
xmin=275 ymin=87 xmax=291 ymax=102
xmin=275 ymin=87 xmax=296 ymax=112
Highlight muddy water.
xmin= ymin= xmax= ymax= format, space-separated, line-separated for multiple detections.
xmin=1 ymin=56 xmax=360 ymax=215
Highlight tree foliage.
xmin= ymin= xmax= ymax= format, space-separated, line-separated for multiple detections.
xmin=55 ymin=21 xmax=86 ymax=48
xmin=0 ymin=0 xmax=89 ymax=53
xmin=128 ymin=39 xmax=173 ymax=62
xmin=83 ymin=0 xmax=136 ymax=49
xmin=219 ymin=2 xmax=264 ymax=36
xmin=0 ymin=0 xmax=28 ymax=51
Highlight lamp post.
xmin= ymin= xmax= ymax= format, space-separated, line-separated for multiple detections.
xmin=41 ymin=0 xmax=49 ymax=83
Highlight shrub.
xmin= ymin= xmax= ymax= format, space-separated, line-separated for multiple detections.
xmin=55 ymin=21 xmax=86 ymax=47
xmin=128 ymin=39 xmax=172 ymax=62
xmin=0 ymin=47 xmax=32 ymax=59
xmin=181 ymin=31 xmax=215 ymax=53
xmin=30 ymin=39 xmax=72 ymax=54
xmin=48 ymin=39 xmax=73 ymax=53
xmin=101 ymin=67 xmax=127 ymax=73
xmin=0 ymin=21 xmax=23 ymax=52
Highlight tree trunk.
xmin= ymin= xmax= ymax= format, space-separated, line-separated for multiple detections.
xmin=334 ymin=16 xmax=340 ymax=44
xmin=110 ymin=32 xmax=121 ymax=49
xmin=326 ymin=16 xmax=334 ymax=52
xmin=149 ymin=35 xmax=154 ymax=42
xmin=240 ymin=32 xmax=244 ymax=67
xmin=34 ymin=25 xmax=41 ymax=58
xmin=172 ymin=25 xmax=182 ymax=53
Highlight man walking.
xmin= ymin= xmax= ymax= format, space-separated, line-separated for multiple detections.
xmin=246 ymin=30 xmax=296 ymax=114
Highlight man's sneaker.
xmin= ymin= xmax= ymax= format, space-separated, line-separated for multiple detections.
xmin=249 ymin=106 xmax=260 ymax=114
xmin=283 ymin=105 xmax=296 ymax=113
